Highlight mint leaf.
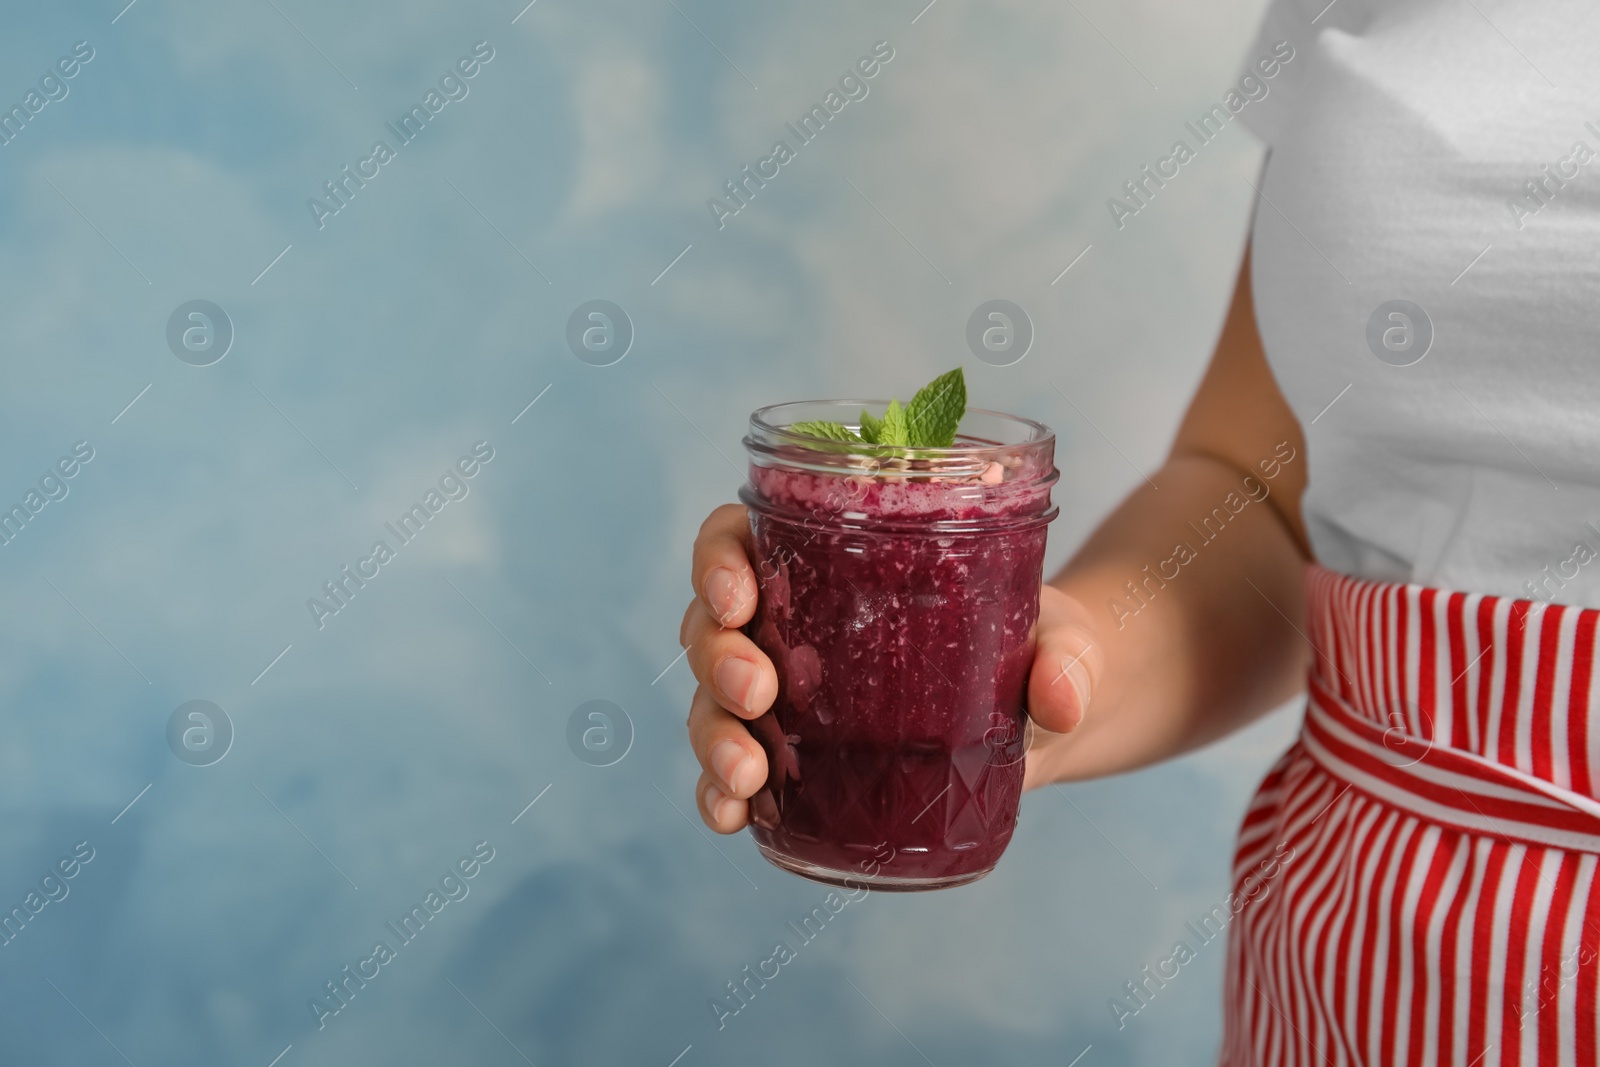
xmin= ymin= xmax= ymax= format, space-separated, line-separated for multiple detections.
xmin=904 ymin=368 xmax=966 ymax=448
xmin=789 ymin=420 xmax=863 ymax=443
xmin=879 ymin=399 xmax=910 ymax=447
xmin=858 ymin=409 xmax=884 ymax=444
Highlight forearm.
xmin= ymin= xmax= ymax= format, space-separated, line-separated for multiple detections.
xmin=1041 ymin=449 xmax=1310 ymax=780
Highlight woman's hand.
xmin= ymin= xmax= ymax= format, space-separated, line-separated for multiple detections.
xmin=679 ymin=503 xmax=1102 ymax=833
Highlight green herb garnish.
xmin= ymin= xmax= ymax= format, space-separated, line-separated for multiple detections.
xmin=786 ymin=419 xmax=861 ymax=443
xmin=789 ymin=368 xmax=967 ymax=449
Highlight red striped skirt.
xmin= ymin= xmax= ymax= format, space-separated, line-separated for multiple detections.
xmin=1223 ymin=564 xmax=1600 ymax=1066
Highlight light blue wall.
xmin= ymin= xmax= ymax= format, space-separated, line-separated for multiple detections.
xmin=0 ymin=1 xmax=1301 ymax=1063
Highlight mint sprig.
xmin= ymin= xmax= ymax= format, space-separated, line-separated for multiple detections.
xmin=786 ymin=368 xmax=967 ymax=450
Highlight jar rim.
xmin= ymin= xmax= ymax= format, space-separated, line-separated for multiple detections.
xmin=749 ymin=400 xmax=1055 ymax=454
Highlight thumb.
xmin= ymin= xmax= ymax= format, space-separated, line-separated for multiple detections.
xmin=1027 ymin=587 xmax=1102 ymax=735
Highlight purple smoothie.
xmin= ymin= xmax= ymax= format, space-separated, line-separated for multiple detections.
xmin=740 ymin=407 xmax=1057 ymax=890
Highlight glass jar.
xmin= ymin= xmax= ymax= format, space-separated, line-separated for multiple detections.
xmin=739 ymin=401 xmax=1059 ymax=891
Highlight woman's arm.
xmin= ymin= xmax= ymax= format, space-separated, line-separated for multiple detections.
xmin=1024 ymin=243 xmax=1313 ymax=785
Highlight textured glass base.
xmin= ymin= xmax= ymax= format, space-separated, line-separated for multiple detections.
xmin=756 ymin=843 xmax=993 ymax=893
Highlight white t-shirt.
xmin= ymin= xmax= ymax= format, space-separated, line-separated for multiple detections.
xmin=1234 ymin=0 xmax=1600 ymax=607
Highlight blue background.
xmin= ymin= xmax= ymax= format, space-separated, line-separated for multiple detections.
xmin=0 ymin=0 xmax=1303 ymax=1063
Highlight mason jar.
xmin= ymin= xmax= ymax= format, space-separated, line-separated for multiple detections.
xmin=739 ymin=401 xmax=1059 ymax=891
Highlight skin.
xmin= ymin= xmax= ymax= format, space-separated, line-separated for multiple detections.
xmin=680 ymin=244 xmax=1313 ymax=833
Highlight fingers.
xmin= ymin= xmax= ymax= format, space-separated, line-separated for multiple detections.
xmin=688 ymin=686 xmax=769 ymax=832
xmin=697 ymin=771 xmax=748 ymax=833
xmin=1027 ymin=586 xmax=1104 ymax=736
xmin=691 ymin=503 xmax=759 ymax=629
xmin=681 ymin=503 xmax=775 ymax=716
xmin=680 ymin=600 xmax=777 ymax=718
xmin=686 ymin=687 xmax=769 ymax=795
xmin=684 ymin=504 xmax=773 ymax=833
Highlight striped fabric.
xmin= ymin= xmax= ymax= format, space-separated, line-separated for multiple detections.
xmin=1222 ymin=564 xmax=1600 ymax=1066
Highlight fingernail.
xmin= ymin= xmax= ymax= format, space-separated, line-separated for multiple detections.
xmin=1064 ymin=660 xmax=1092 ymax=725
xmin=704 ymin=568 xmax=740 ymax=623
xmin=703 ymin=781 xmax=730 ymax=822
xmin=715 ymin=657 xmax=759 ymax=712
xmin=711 ymin=739 xmax=751 ymax=795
